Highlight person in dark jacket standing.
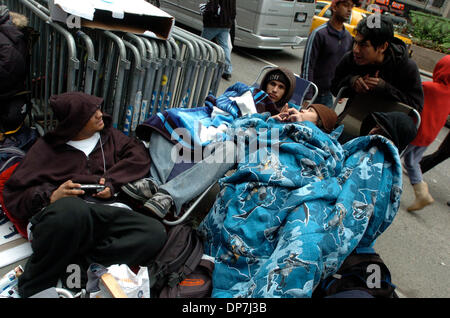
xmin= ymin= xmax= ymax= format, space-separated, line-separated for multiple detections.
xmin=331 ymin=15 xmax=424 ymax=113
xmin=301 ymin=0 xmax=357 ymax=108
xmin=201 ymin=0 xmax=236 ymax=81
xmin=3 ymin=92 xmax=167 ymax=298
xmin=0 ymin=6 xmax=30 ymax=134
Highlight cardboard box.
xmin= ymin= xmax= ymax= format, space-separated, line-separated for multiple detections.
xmin=48 ymin=0 xmax=174 ymax=41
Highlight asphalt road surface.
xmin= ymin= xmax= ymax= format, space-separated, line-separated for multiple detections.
xmin=216 ymin=45 xmax=449 ymax=298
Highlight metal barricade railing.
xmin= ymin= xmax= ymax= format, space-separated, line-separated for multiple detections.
xmin=5 ymin=0 xmax=80 ymax=133
xmin=6 ymin=0 xmax=226 ymax=134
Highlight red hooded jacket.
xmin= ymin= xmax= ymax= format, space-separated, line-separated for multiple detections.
xmin=412 ymin=55 xmax=450 ymax=147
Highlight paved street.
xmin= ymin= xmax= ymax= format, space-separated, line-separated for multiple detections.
xmin=216 ymin=45 xmax=449 ymax=298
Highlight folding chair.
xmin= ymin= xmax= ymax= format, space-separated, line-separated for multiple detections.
xmin=332 ymin=86 xmax=421 ymax=145
xmin=162 ymin=181 xmax=218 ymax=226
xmin=252 ymin=65 xmax=319 ymax=107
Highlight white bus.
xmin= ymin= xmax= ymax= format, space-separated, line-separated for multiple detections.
xmin=159 ymin=0 xmax=316 ymax=50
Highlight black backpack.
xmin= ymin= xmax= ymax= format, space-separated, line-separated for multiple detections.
xmin=313 ymin=247 xmax=397 ymax=298
xmin=0 ymin=125 xmax=38 ymax=173
xmin=148 ymin=222 xmax=214 ymax=298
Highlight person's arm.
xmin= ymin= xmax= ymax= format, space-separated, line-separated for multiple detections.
xmin=230 ymin=0 xmax=236 ymax=20
xmin=101 ymin=129 xmax=151 ymax=195
xmin=330 ymin=52 xmax=356 ymax=98
xmin=1 ymin=138 xmax=54 ymax=221
xmin=49 ymin=180 xmax=84 ymax=203
xmin=301 ymin=31 xmax=322 ymax=100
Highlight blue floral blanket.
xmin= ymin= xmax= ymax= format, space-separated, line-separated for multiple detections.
xmin=197 ymin=114 xmax=402 ymax=298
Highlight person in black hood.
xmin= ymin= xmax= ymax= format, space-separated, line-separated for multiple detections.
xmin=3 ymin=92 xmax=167 ymax=298
xmin=0 ymin=6 xmax=30 ymax=134
xmin=331 ymin=16 xmax=423 ymax=113
xmin=360 ymin=111 xmax=418 ymax=154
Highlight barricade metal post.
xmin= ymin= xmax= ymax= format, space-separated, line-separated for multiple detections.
xmin=148 ymin=39 xmax=162 ymax=117
xmin=153 ymin=41 xmax=169 ymax=114
xmin=138 ymin=36 xmax=159 ymax=123
xmin=165 ymin=37 xmax=182 ymax=109
xmin=103 ymin=31 xmax=130 ymax=129
xmin=75 ymin=30 xmax=98 ymax=94
xmin=126 ymin=33 xmax=152 ymax=127
xmin=160 ymin=40 xmax=178 ymax=112
xmin=172 ymin=32 xmax=197 ymax=108
xmin=122 ymin=39 xmax=145 ymax=135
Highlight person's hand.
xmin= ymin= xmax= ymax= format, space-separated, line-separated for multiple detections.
xmin=285 ymin=108 xmax=303 ymax=122
xmin=352 ymin=75 xmax=370 ymax=93
xmin=50 ymin=180 xmax=84 ymax=203
xmin=92 ymin=177 xmax=112 ymax=199
xmin=279 ymin=103 xmax=289 ymax=114
xmin=362 ymin=71 xmax=380 ymax=90
xmin=272 ymin=112 xmax=289 ymax=122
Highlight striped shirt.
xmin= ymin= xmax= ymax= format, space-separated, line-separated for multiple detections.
xmin=301 ymin=22 xmax=353 ymax=98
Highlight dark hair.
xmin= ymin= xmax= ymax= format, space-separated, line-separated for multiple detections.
xmin=355 ymin=15 xmax=394 ymax=49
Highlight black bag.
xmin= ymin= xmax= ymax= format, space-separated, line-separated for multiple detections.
xmin=148 ymin=223 xmax=214 ymax=298
xmin=313 ymin=248 xmax=397 ymax=298
xmin=0 ymin=125 xmax=38 ymax=173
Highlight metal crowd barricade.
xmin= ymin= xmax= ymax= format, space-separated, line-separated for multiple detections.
xmin=7 ymin=0 xmax=226 ymax=134
xmin=173 ymin=27 xmax=226 ymax=107
xmin=5 ymin=0 xmax=79 ymax=133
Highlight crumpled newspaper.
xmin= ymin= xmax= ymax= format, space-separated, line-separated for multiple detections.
xmin=86 ymin=263 xmax=150 ymax=298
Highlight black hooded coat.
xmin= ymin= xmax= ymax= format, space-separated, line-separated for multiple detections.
xmin=331 ymin=37 xmax=424 ymax=113
xmin=0 ymin=7 xmax=27 ymax=99
xmin=360 ymin=111 xmax=418 ymax=154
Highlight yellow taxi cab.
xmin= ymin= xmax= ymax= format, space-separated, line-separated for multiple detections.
xmin=310 ymin=1 xmax=413 ymax=56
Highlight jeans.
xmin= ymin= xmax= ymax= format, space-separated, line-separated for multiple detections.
xmin=148 ymin=133 xmax=236 ymax=215
xmin=420 ymin=131 xmax=450 ymax=173
xmin=403 ymin=144 xmax=428 ymax=185
xmin=201 ymin=27 xmax=232 ymax=75
xmin=314 ymin=92 xmax=333 ymax=109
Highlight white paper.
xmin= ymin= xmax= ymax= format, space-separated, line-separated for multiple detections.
xmin=51 ymin=0 xmax=173 ymax=21
xmin=0 ymin=218 xmax=21 ymax=246
xmin=0 ymin=242 xmax=32 ymax=268
xmin=90 ymin=264 xmax=150 ymax=298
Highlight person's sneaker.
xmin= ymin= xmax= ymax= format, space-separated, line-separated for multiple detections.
xmin=121 ymin=178 xmax=159 ymax=203
xmin=221 ymin=73 xmax=231 ymax=81
xmin=143 ymin=192 xmax=174 ymax=219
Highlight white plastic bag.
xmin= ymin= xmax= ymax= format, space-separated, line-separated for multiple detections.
xmin=87 ymin=263 xmax=150 ymax=298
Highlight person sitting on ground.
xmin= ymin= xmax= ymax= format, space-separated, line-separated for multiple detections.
xmin=121 ymin=67 xmax=298 ymax=220
xmin=2 ymin=92 xmax=167 ymax=298
xmin=331 ymin=15 xmax=424 ymax=113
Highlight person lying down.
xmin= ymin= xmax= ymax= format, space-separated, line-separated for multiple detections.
xmin=196 ymin=101 xmax=404 ymax=298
